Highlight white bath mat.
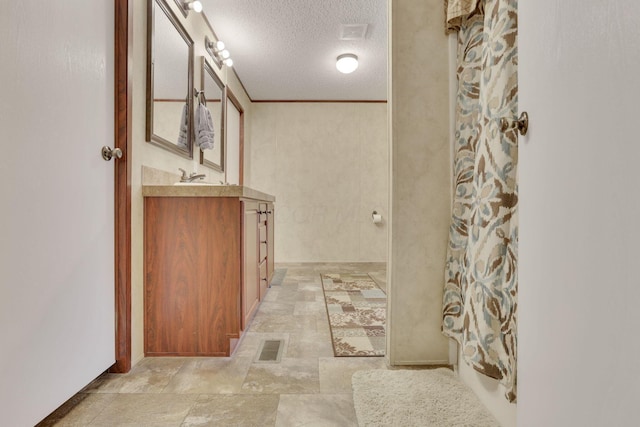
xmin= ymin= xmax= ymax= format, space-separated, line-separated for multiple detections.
xmin=352 ymin=368 xmax=499 ymax=427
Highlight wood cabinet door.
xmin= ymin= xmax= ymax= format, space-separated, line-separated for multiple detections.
xmin=242 ymin=201 xmax=260 ymax=329
xmin=145 ymin=197 xmax=240 ymax=356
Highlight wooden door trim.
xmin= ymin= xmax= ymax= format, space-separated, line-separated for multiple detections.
xmin=111 ymin=0 xmax=132 ymax=373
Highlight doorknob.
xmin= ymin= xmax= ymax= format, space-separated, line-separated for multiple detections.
xmin=500 ymin=111 xmax=529 ymax=136
xmin=102 ymin=146 xmax=123 ymax=161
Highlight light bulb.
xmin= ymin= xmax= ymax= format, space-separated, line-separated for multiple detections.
xmin=215 ymin=40 xmax=225 ymax=51
xmin=185 ymin=0 xmax=202 ymax=12
xmin=223 ymin=58 xmax=233 ymax=67
xmin=221 ymin=49 xmax=230 ymax=59
xmin=336 ymin=53 xmax=358 ymax=74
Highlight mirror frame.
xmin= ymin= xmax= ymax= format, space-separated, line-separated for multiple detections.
xmin=199 ymin=56 xmax=226 ymax=172
xmin=173 ymin=0 xmax=188 ymax=18
xmin=146 ymin=0 xmax=194 ymax=159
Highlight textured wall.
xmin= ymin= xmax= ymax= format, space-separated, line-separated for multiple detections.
xmin=248 ymin=102 xmax=388 ymax=262
xmin=387 ymin=0 xmax=450 ymax=364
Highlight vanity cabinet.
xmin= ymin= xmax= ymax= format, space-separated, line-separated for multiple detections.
xmin=242 ymin=201 xmax=276 ymax=329
xmin=144 ymin=190 xmax=274 ymax=357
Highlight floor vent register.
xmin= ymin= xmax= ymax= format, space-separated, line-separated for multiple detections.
xmin=255 ymin=339 xmax=284 ymax=363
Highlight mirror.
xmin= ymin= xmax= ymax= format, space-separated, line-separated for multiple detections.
xmin=225 ymin=88 xmax=244 ymax=185
xmin=199 ymin=57 xmax=225 ymax=171
xmin=146 ymin=0 xmax=194 ymax=158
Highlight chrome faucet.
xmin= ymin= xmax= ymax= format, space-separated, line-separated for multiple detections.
xmin=179 ymin=168 xmax=206 ymax=183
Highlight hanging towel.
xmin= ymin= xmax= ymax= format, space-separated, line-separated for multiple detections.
xmin=195 ymin=101 xmax=215 ymax=150
xmin=176 ymin=103 xmax=189 ymax=148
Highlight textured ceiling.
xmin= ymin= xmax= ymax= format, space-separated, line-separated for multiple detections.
xmin=200 ymin=0 xmax=388 ymax=101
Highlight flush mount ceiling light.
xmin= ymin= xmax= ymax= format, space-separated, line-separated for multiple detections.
xmin=336 ymin=53 xmax=358 ymax=74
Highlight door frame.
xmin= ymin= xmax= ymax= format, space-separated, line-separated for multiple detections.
xmin=112 ymin=0 xmax=132 ymax=373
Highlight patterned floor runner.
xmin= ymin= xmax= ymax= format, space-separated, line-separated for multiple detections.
xmin=320 ymin=273 xmax=386 ymax=357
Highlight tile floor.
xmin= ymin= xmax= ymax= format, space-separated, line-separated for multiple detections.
xmin=40 ymin=263 xmax=388 ymax=426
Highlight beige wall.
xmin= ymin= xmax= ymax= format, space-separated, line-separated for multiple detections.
xmin=247 ymin=102 xmax=388 ymax=262
xmin=130 ymin=0 xmax=252 ymax=364
xmin=387 ymin=0 xmax=450 ymax=365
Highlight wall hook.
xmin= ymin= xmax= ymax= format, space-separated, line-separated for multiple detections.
xmin=193 ymin=88 xmax=206 ymax=105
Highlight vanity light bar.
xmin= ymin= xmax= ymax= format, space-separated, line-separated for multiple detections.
xmin=206 ymin=38 xmax=233 ymax=68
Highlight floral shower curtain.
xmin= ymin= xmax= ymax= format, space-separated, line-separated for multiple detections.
xmin=442 ymin=0 xmax=519 ymax=402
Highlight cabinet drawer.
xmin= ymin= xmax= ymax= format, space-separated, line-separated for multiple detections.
xmin=259 ymin=223 xmax=267 ymax=243
xmin=259 ymin=259 xmax=268 ymax=300
xmin=260 ymin=259 xmax=267 ymax=281
xmin=259 ymin=242 xmax=268 ymax=263
xmin=259 ymin=202 xmax=268 ymax=222
xmin=259 ymin=225 xmax=267 ymax=261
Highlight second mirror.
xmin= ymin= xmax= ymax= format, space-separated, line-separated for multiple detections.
xmin=198 ymin=57 xmax=225 ymax=172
